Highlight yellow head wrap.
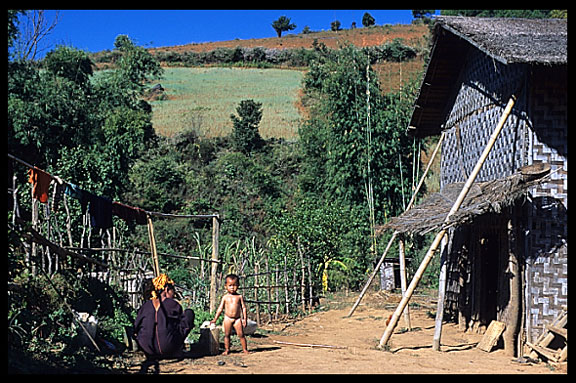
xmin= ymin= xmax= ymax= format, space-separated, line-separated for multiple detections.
xmin=150 ymin=273 xmax=174 ymax=299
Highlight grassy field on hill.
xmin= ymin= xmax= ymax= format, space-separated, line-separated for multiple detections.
xmin=151 ymin=67 xmax=304 ymax=139
xmin=148 ymin=24 xmax=429 ymax=139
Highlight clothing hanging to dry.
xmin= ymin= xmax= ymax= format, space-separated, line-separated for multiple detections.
xmin=28 ymin=167 xmax=51 ymax=203
xmin=112 ymin=201 xmax=148 ymax=225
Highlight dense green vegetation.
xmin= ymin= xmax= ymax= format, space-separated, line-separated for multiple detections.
xmin=8 ymin=9 xmax=432 ymax=371
xmin=93 ymin=38 xmax=419 ymax=69
xmin=8 ymin=19 xmax=164 ymax=370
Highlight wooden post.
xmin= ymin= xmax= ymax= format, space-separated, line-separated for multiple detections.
xmin=433 ymin=234 xmax=448 ymax=350
xmin=398 ymin=236 xmax=411 ymax=330
xmin=379 ymin=89 xmax=521 ymax=349
xmin=31 ymin=196 xmax=38 ymax=275
xmin=503 ymin=212 xmax=520 ymax=357
xmin=347 ymin=132 xmax=445 ymax=317
xmin=307 ymin=250 xmax=313 ymax=310
xmin=274 ymin=268 xmax=279 ymax=319
xmin=254 ymin=262 xmax=261 ymax=326
xmin=146 ymin=214 xmax=160 ymax=277
xmin=265 ymin=256 xmax=272 ymax=321
xmin=297 ymin=236 xmax=306 ymax=312
xmin=283 ymin=255 xmax=289 ymax=314
xmin=209 ymin=214 xmax=220 ymax=313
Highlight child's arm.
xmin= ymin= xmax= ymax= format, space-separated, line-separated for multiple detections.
xmin=240 ymin=294 xmax=248 ymax=326
xmin=210 ymin=295 xmax=225 ymax=324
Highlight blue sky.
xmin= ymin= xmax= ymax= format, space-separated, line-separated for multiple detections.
xmin=20 ymin=10 xmax=436 ymax=57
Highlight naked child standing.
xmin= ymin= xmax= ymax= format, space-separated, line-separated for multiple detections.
xmin=210 ymin=273 xmax=249 ymax=354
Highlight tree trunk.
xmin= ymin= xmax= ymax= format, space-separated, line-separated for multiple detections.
xmin=503 ymin=215 xmax=520 ymax=357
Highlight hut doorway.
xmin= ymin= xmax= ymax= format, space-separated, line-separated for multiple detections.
xmin=458 ymin=213 xmax=510 ymax=333
xmin=476 ymin=228 xmax=502 ymax=325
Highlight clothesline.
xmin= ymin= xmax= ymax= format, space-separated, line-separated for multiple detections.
xmin=7 ymin=152 xmax=219 ymax=225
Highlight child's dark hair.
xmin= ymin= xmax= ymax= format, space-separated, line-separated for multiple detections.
xmin=225 ymin=273 xmax=240 ymax=284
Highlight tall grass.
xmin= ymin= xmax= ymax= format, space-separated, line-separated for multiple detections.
xmin=150 ymin=67 xmax=305 ymax=139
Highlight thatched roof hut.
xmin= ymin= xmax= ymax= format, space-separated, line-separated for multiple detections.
xmin=386 ymin=16 xmax=567 ymax=357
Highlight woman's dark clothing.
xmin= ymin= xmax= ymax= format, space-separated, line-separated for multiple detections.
xmin=134 ymin=298 xmax=194 ymax=357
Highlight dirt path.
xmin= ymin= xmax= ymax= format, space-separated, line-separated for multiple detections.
xmin=126 ymin=291 xmax=565 ymax=374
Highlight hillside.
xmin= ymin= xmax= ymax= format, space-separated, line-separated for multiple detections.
xmin=148 ymin=24 xmax=430 ymax=139
xmin=149 ymin=23 xmax=430 ymax=53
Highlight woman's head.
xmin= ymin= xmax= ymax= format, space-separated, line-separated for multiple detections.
xmin=163 ymin=283 xmax=176 ymax=299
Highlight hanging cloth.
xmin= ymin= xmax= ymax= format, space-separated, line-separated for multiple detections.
xmin=51 ymin=176 xmax=65 ymax=212
xmin=87 ymin=192 xmax=113 ymax=229
xmin=111 ymin=201 xmax=148 ymax=225
xmin=65 ymin=183 xmax=89 ymax=213
xmin=28 ymin=167 xmax=51 ymax=203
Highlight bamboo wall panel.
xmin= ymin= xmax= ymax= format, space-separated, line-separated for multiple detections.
xmin=438 ymin=47 xmax=567 ymax=343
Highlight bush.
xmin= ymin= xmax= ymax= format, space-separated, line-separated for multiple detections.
xmin=362 ymin=38 xmax=418 ymax=63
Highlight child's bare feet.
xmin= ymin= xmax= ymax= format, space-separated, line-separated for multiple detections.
xmin=222 ymin=350 xmax=229 ymax=356
xmin=243 ymin=349 xmax=250 ymax=355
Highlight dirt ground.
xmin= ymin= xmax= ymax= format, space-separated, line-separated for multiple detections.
xmin=125 ymin=290 xmax=566 ymax=374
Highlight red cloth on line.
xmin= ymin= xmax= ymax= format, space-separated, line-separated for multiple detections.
xmin=111 ymin=201 xmax=148 ymax=225
xmin=28 ymin=167 xmax=51 ymax=203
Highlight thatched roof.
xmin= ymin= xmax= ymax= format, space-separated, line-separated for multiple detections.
xmin=408 ymin=16 xmax=567 ymax=138
xmin=378 ymin=163 xmax=551 ymax=236
xmin=436 ymin=16 xmax=567 ymax=65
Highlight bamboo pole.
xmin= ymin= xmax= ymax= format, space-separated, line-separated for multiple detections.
xmin=347 ymin=131 xmax=445 ymax=317
xmin=275 ymin=268 xmax=280 ymax=319
xmin=283 ymin=255 xmax=289 ymax=314
xmin=209 ymin=214 xmax=220 ymax=313
xmin=297 ymin=236 xmax=306 ymax=312
xmin=265 ymin=255 xmax=272 ymax=320
xmin=254 ymin=262 xmax=261 ymax=325
xmin=146 ymin=214 xmax=160 ymax=277
xmin=432 ymin=235 xmax=448 ymax=350
xmin=272 ymin=340 xmax=347 ymax=349
xmin=378 ymin=89 xmax=521 ymax=349
xmin=307 ymin=249 xmax=313 ymax=310
xmin=398 ymin=236 xmax=411 ymax=329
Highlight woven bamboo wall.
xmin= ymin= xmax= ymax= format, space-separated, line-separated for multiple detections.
xmin=440 ymin=49 xmax=529 ymax=186
xmin=439 ymin=49 xmax=567 ymax=343
xmin=523 ymin=65 xmax=567 ymax=343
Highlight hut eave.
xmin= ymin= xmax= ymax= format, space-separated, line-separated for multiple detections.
xmin=379 ymin=164 xmax=551 ymax=236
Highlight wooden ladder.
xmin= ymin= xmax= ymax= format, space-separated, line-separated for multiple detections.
xmin=526 ymin=308 xmax=567 ymax=363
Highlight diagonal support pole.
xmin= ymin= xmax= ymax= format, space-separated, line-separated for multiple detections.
xmin=378 ymin=88 xmax=522 ymax=348
xmin=347 ymin=131 xmax=445 ymax=317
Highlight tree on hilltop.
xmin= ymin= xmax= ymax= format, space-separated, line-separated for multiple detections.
xmin=362 ymin=12 xmax=375 ymax=27
xmin=272 ymin=16 xmax=296 ymax=37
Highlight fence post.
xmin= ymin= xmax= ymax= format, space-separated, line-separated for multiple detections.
xmin=209 ymin=214 xmax=220 ymax=313
xmin=297 ymin=236 xmax=306 ymax=312
xmin=265 ymin=256 xmax=272 ymax=321
xmin=254 ymin=262 xmax=261 ymax=326
xmin=283 ymin=255 xmax=289 ymax=314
